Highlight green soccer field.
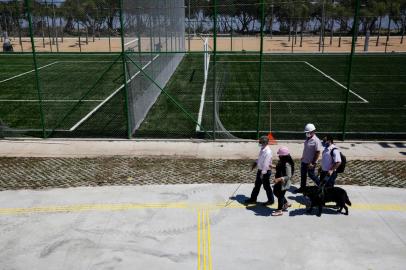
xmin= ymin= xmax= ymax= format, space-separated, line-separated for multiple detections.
xmin=1 ymin=52 xmax=405 ymax=139
xmin=139 ymin=53 xmax=406 ymax=139
xmin=0 ymin=53 xmax=141 ymax=137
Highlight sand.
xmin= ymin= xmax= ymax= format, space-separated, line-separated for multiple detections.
xmin=4 ymin=35 xmax=405 ymax=53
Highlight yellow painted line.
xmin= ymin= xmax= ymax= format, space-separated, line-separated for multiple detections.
xmin=197 ymin=210 xmax=201 ymax=270
xmin=207 ymin=211 xmax=213 ymax=270
xmin=203 ymin=211 xmax=206 ymax=270
xmin=1 ymin=202 xmax=406 ymax=216
xmin=0 ymin=203 xmax=189 ymax=215
xmin=197 ymin=210 xmax=213 ymax=270
xmin=351 ymin=203 xmax=406 ymax=211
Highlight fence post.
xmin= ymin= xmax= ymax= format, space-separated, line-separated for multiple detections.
xmin=212 ymin=0 xmax=217 ymax=141
xmin=256 ymin=0 xmax=265 ymax=139
xmin=342 ymin=0 xmax=360 ymax=141
xmin=119 ymin=0 xmax=132 ymax=139
xmin=24 ymin=0 xmax=46 ymax=138
xmin=188 ymin=0 xmax=191 ymax=52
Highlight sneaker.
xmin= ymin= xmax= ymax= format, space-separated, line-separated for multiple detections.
xmin=282 ymin=202 xmax=292 ymax=211
xmin=271 ymin=210 xmax=283 ymax=216
xmin=244 ymin=198 xmax=257 ymax=205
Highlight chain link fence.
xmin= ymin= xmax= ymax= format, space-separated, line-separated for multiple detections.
xmin=0 ymin=0 xmax=405 ymax=140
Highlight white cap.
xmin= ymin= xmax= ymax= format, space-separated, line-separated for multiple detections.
xmin=304 ymin=123 xmax=316 ymax=133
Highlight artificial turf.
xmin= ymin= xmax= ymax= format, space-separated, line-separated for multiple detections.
xmin=1 ymin=52 xmax=405 ymax=139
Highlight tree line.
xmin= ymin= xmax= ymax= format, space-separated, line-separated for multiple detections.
xmin=1 ymin=0 xmax=405 ymax=50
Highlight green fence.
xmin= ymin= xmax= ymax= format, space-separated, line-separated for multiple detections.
xmin=0 ymin=0 xmax=405 ymax=140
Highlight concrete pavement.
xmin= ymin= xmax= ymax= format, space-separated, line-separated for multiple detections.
xmin=1 ymin=139 xmax=406 ymax=160
xmin=0 ymin=184 xmax=405 ymax=270
xmin=1 ymin=139 xmax=405 ymax=269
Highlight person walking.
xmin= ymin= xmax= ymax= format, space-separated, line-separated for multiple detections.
xmin=3 ymin=38 xmax=13 ymax=52
xmin=296 ymin=123 xmax=322 ymax=193
xmin=271 ymin=146 xmax=295 ymax=216
xmin=320 ymin=135 xmax=342 ymax=188
xmin=245 ymin=135 xmax=274 ymax=206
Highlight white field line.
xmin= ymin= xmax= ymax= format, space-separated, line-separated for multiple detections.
xmin=204 ymin=100 xmax=366 ymax=104
xmin=69 ymin=54 xmax=160 ymax=132
xmin=196 ymin=55 xmax=210 ymax=132
xmin=124 ymin=38 xmax=139 ymax=47
xmin=0 ymin=61 xmax=58 ymax=84
xmin=216 ymin=61 xmax=304 ymax=63
xmin=304 ymin=61 xmax=369 ymax=103
xmin=0 ymin=53 xmax=119 ymax=56
xmin=204 ymin=130 xmax=406 ymax=134
xmin=57 ymin=61 xmax=118 ymax=63
xmin=2 ymin=128 xmax=70 ymax=132
xmin=216 ymin=60 xmax=369 ymax=103
xmin=0 ymin=99 xmax=103 ymax=102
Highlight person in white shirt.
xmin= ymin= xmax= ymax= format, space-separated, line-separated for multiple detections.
xmin=245 ymin=136 xmax=275 ymax=205
xmin=3 ymin=38 xmax=13 ymax=52
xmin=320 ymin=135 xmax=342 ymax=188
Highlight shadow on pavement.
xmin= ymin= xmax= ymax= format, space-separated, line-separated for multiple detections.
xmin=229 ymin=194 xmax=276 ymax=217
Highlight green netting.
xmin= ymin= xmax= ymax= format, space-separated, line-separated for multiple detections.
xmin=0 ymin=0 xmax=405 ymax=140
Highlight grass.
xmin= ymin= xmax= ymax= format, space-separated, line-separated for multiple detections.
xmin=140 ymin=53 xmax=406 ymax=139
xmin=0 ymin=53 xmax=129 ymax=137
xmin=1 ymin=52 xmax=405 ymax=139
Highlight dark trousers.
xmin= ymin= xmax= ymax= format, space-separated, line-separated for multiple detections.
xmin=320 ymin=171 xmax=338 ymax=188
xmin=300 ymin=162 xmax=320 ymax=188
xmin=273 ymin=182 xmax=287 ymax=210
xmin=250 ymin=170 xmax=274 ymax=203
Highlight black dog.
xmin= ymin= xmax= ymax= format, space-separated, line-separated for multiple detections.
xmin=303 ymin=186 xmax=352 ymax=216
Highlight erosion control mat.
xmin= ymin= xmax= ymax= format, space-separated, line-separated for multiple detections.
xmin=0 ymin=157 xmax=405 ymax=190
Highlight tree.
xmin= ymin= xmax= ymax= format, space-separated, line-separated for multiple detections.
xmin=335 ymin=3 xmax=351 ymax=47
xmin=359 ymin=1 xmax=379 ymax=51
xmin=385 ymin=0 xmax=401 ymax=52
xmin=396 ymin=0 xmax=406 ymax=43
xmin=297 ymin=2 xmax=310 ymax=47
xmin=374 ymin=0 xmax=386 ymax=46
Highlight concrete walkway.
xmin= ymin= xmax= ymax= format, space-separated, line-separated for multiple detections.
xmin=0 ymin=184 xmax=405 ymax=270
xmin=1 ymin=139 xmax=406 ymax=160
xmin=1 ymin=139 xmax=405 ymax=269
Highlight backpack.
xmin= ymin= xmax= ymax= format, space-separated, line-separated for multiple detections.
xmin=331 ymin=148 xmax=346 ymax=173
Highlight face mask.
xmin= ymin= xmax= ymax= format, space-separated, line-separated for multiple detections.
xmin=305 ymin=132 xmax=312 ymax=138
xmin=322 ymin=141 xmax=330 ymax=148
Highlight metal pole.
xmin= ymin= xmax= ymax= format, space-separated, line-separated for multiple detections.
xmin=322 ymin=0 xmax=326 ymax=53
xmin=108 ymin=8 xmax=111 ymax=52
xmin=212 ymin=0 xmax=217 ymax=140
xmin=270 ymin=3 xmax=274 ymax=39
xmin=188 ymin=0 xmax=191 ymax=51
xmin=15 ymin=0 xmax=24 ymax=52
xmin=76 ymin=0 xmax=82 ymax=52
xmin=230 ymin=17 xmax=233 ymax=51
xmin=319 ymin=0 xmax=325 ymax=52
xmin=385 ymin=2 xmax=392 ymax=53
xmin=257 ymin=0 xmax=265 ymax=139
xmin=291 ymin=4 xmax=294 ymax=53
xmin=25 ymin=0 xmax=46 ymax=138
xmin=342 ymin=0 xmax=361 ymax=141
xmin=45 ymin=1 xmax=53 ymax=52
xmin=52 ymin=0 xmax=59 ymax=52
xmin=119 ymin=0 xmax=132 ymax=139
